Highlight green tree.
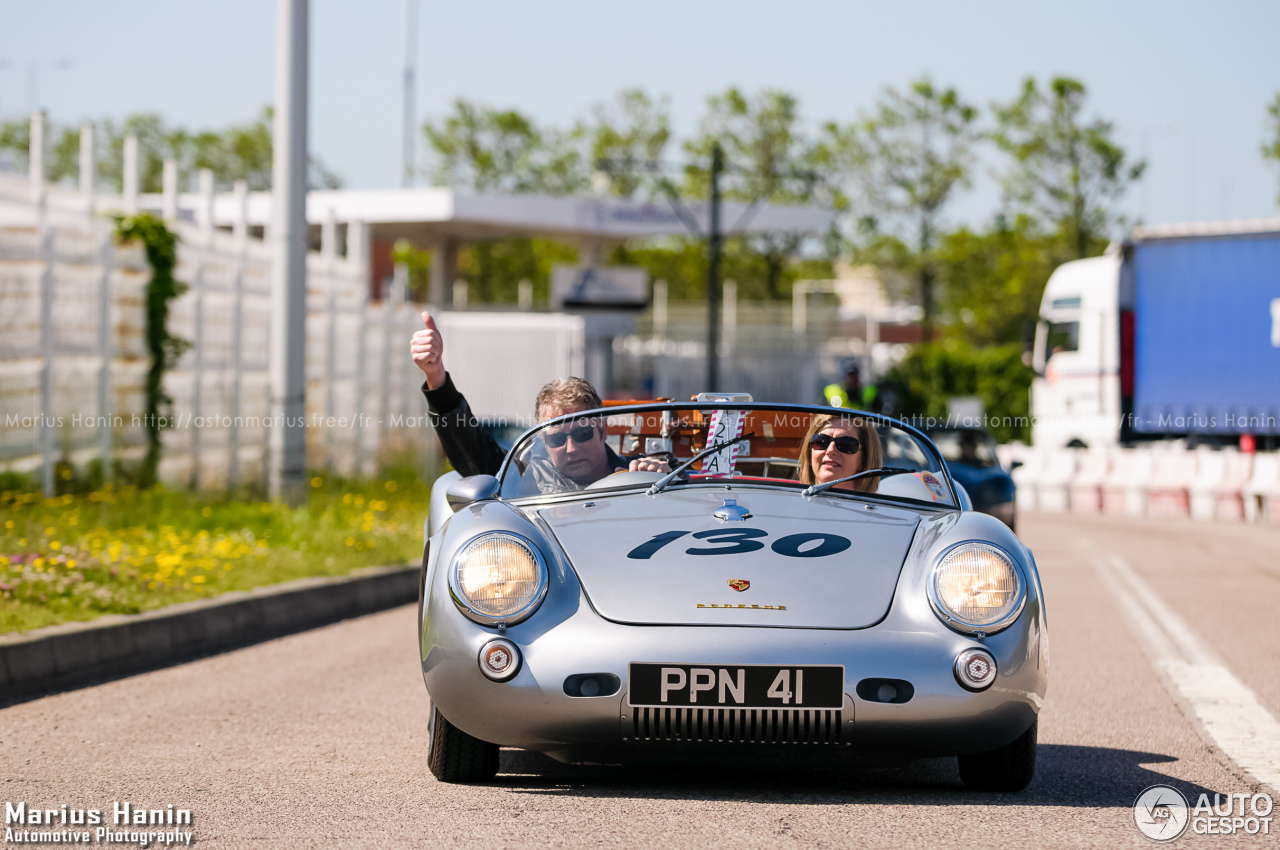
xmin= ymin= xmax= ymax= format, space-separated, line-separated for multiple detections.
xmin=834 ymin=78 xmax=980 ymax=336
xmin=0 ymin=119 xmax=30 ymax=172
xmin=189 ymin=108 xmax=275 ymax=190
xmin=1264 ymin=92 xmax=1280 ymax=204
xmin=991 ymin=77 xmax=1143 ymax=259
xmin=684 ymin=88 xmax=822 ymax=299
xmin=935 ymin=215 xmax=1060 ymax=348
xmin=423 ymin=99 xmax=587 ymax=195
xmin=590 ymin=88 xmax=672 ymax=199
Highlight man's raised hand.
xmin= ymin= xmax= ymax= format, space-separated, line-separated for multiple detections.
xmin=411 ymin=311 xmax=446 ymax=389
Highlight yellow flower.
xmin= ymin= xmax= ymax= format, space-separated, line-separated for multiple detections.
xmin=384 ymin=481 xmax=398 ymax=492
xmin=44 ymin=527 xmax=55 ymax=536
xmin=311 ymin=477 xmax=323 ymax=489
xmin=344 ymin=537 xmax=355 ymax=547
xmin=4 ymin=520 xmax=12 ymax=529
xmin=50 ymin=540 xmax=61 ymax=550
xmin=192 ymin=575 xmax=206 ymax=584
xmin=201 ymin=506 xmax=212 ymax=517
xmin=67 ymin=559 xmax=76 ymax=568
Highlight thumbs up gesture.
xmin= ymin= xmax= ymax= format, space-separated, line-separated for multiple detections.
xmin=411 ymin=311 xmax=446 ymax=389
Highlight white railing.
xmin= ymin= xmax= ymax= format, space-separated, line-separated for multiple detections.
xmin=0 ymin=165 xmax=442 ymax=491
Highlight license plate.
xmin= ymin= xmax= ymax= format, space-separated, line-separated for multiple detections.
xmin=628 ymin=663 xmax=844 ymax=709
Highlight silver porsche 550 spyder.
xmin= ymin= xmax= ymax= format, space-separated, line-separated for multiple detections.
xmin=419 ymin=398 xmax=1048 ymax=791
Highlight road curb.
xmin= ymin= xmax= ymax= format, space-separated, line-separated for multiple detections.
xmin=0 ymin=564 xmax=419 ymax=702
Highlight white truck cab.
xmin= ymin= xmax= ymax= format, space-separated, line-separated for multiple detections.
xmin=1030 ymin=252 xmax=1122 ymax=448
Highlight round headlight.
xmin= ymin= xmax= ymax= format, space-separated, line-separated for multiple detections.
xmin=449 ymin=532 xmax=548 ymax=625
xmin=929 ymin=542 xmax=1025 ymax=633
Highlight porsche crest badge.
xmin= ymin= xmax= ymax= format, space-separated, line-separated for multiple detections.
xmin=728 ymin=579 xmax=750 ymax=592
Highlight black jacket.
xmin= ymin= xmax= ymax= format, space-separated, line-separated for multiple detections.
xmin=422 ymin=373 xmax=508 ymax=478
xmin=421 ymin=373 xmax=629 ymax=482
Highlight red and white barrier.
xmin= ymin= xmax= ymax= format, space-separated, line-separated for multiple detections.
xmin=1100 ymin=448 xmax=1154 ymax=517
xmin=1014 ymin=442 xmax=1275 ymax=524
xmin=1244 ymin=453 xmax=1280 ymax=524
xmin=1069 ymin=447 xmax=1113 ymax=514
xmin=1035 ymin=449 xmax=1079 ymax=513
xmin=1214 ymin=450 xmax=1254 ymax=522
xmin=1146 ymin=444 xmax=1197 ymax=518
xmin=1011 ymin=446 xmax=1044 ymax=513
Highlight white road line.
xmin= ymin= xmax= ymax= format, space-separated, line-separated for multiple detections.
xmin=1083 ymin=539 xmax=1280 ymax=791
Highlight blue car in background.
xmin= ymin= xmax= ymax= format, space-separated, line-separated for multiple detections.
xmin=927 ymin=427 xmax=1018 ymax=532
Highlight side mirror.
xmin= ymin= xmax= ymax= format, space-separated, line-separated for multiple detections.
xmin=445 ymin=475 xmax=500 ymax=511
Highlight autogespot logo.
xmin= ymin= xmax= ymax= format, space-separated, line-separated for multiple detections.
xmin=1134 ymin=785 xmax=1190 ymax=841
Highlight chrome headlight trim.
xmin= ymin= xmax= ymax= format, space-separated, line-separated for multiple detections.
xmin=927 ymin=540 xmax=1027 ymax=635
xmin=448 ymin=531 xmax=549 ymax=627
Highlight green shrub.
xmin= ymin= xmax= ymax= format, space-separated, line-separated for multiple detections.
xmin=885 ymin=342 xmax=1033 ymax=443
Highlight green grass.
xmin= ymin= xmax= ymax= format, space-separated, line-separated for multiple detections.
xmin=0 ymin=462 xmax=432 ymax=634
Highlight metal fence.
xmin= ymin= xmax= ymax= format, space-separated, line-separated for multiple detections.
xmin=0 ymin=172 xmax=445 ymax=491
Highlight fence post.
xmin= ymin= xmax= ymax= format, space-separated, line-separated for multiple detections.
xmin=452 ymin=279 xmax=467 ymax=310
xmin=394 ymin=261 xmax=410 ymax=430
xmin=518 ymin=279 xmax=532 ymax=311
xmin=39 ymin=228 xmax=55 ymax=497
xmin=652 ymin=279 xmax=667 ymax=398
xmin=162 ymin=158 xmax=178 ymax=221
xmin=349 ymin=221 xmax=369 ymax=476
xmin=198 ymin=169 xmax=215 ymax=245
xmin=379 ymin=266 xmax=403 ymax=459
xmin=79 ymin=123 xmax=96 ymax=208
xmin=322 ymin=210 xmax=338 ymax=469
xmin=792 ymin=281 xmax=808 ymax=335
xmin=29 ymin=111 xmax=46 ymax=202
xmin=227 ymin=180 xmax=248 ymax=487
xmin=123 ymin=135 xmax=139 ymax=214
xmin=722 ymin=279 xmax=736 ymax=388
xmin=191 ymin=259 xmax=205 ymax=489
xmin=97 ymin=228 xmax=115 ymax=481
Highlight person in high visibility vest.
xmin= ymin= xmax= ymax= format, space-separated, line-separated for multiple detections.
xmin=824 ymin=361 xmax=877 ymax=410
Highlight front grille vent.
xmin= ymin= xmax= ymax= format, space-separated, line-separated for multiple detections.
xmin=627 ymin=707 xmax=842 ymax=745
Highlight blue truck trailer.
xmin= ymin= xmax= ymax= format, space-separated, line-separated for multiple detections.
xmin=1031 ymin=219 xmax=1280 ymax=448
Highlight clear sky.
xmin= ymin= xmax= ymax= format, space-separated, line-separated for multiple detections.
xmin=3 ymin=0 xmax=1279 ymax=229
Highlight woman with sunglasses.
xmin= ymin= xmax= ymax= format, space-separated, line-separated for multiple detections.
xmin=797 ymin=413 xmax=884 ymax=493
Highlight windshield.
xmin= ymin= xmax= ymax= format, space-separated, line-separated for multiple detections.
xmin=929 ymin=428 xmax=1000 ymax=469
xmin=498 ymin=403 xmax=956 ymax=507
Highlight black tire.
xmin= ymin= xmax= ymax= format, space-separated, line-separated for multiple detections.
xmin=427 ymin=703 xmax=500 ymax=784
xmin=958 ymin=720 xmax=1037 ymax=792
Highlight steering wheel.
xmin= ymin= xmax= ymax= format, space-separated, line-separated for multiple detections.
xmin=584 ymin=470 xmax=666 ymax=490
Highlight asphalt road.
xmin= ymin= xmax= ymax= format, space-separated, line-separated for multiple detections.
xmin=3 ymin=513 xmax=1277 ymax=849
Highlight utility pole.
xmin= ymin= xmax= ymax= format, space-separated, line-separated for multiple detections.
xmin=269 ymin=0 xmax=309 ymax=502
xmin=402 ymin=0 xmax=417 ymax=188
xmin=706 ymin=143 xmax=723 ymax=392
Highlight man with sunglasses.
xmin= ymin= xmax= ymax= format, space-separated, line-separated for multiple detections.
xmin=411 ymin=311 xmax=668 ymax=489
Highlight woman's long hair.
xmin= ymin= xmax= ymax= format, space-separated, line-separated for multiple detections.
xmin=797 ymin=413 xmax=884 ymax=492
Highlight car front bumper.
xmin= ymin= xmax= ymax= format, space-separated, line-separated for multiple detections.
xmin=421 ymin=587 xmax=1046 ymax=763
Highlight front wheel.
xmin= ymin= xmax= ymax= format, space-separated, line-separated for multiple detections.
xmin=958 ymin=720 xmax=1036 ymax=792
xmin=427 ymin=703 xmax=499 ymax=784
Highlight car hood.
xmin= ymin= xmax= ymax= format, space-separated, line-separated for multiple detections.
xmin=535 ymin=487 xmax=922 ymax=629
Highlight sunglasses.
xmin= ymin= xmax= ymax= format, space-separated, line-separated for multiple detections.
xmin=544 ymin=425 xmax=598 ymax=449
xmin=810 ymin=433 xmax=862 ymax=455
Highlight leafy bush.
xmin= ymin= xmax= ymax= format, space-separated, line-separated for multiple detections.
xmin=884 ymin=342 xmax=1034 ymax=443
